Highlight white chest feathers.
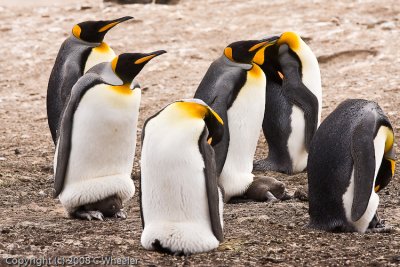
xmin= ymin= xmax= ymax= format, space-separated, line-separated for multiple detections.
xmin=220 ymin=65 xmax=266 ymax=200
xmin=84 ymin=42 xmax=116 ymax=73
xmin=141 ymin=109 xmax=221 ymax=254
xmin=66 ymin=84 xmax=141 ymax=183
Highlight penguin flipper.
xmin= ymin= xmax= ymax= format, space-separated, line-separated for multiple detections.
xmin=53 ymin=74 xmax=104 ymax=198
xmin=279 ymin=45 xmax=319 ymax=150
xmin=350 ymin=113 xmax=376 ymax=222
xmin=199 ymin=127 xmax=224 ymax=242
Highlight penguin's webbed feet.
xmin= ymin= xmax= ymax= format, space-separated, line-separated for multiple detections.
xmin=253 ymin=159 xmax=292 ymax=175
xmin=367 ymin=213 xmax=393 ymax=233
xmin=74 ymin=210 xmax=104 ymax=221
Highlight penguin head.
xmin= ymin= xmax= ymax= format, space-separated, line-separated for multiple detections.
xmin=224 ymin=37 xmax=278 ymax=64
xmin=374 ymin=127 xmax=396 ymax=192
xmin=72 ymin=16 xmax=133 ymax=43
xmin=277 ymin=31 xmax=302 ymax=52
xmin=174 ymin=99 xmax=224 ymax=146
xmin=253 ymin=35 xmax=281 ymax=66
xmin=111 ymin=50 xmax=167 ymax=84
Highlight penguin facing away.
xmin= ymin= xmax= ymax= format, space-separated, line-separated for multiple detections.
xmin=194 ymin=37 xmax=287 ymax=202
xmin=253 ymin=31 xmax=321 ymax=175
xmin=53 ymin=50 xmax=166 ymax=221
xmin=140 ymin=99 xmax=224 ymax=255
xmin=47 ymin=16 xmax=133 ymax=144
xmin=308 ymin=99 xmax=395 ymax=233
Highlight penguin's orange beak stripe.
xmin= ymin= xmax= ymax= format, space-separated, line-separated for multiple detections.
xmin=98 ymin=21 xmax=120 ymax=33
xmin=249 ymin=41 xmax=268 ymax=52
xmin=135 ymin=54 xmax=157 ymax=65
xmin=374 ymin=185 xmax=380 ymax=192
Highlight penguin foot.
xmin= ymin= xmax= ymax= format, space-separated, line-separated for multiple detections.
xmin=245 ymin=176 xmax=289 ymax=202
xmin=74 ymin=210 xmax=104 ymax=221
xmin=366 ymin=225 xmax=393 ymax=233
xmin=115 ymin=210 xmax=127 ymax=219
xmin=253 ymin=159 xmax=291 ymax=174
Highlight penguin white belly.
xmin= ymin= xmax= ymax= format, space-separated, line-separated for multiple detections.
xmin=141 ymin=118 xmax=220 ymax=254
xmin=59 ymin=85 xmax=139 ymax=210
xmin=220 ymin=68 xmax=266 ymax=200
xmin=287 ymin=105 xmax=308 ymax=173
xmin=84 ymin=43 xmax=116 ymax=73
xmin=342 ymin=127 xmax=387 ymax=233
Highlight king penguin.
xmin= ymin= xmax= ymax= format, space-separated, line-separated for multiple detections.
xmin=140 ymin=99 xmax=224 ymax=255
xmin=47 ymin=16 xmax=133 ymax=144
xmin=253 ymin=31 xmax=321 ymax=175
xmin=53 ymin=50 xmax=166 ymax=220
xmin=308 ymin=99 xmax=395 ymax=233
xmin=194 ymin=37 xmax=287 ymax=202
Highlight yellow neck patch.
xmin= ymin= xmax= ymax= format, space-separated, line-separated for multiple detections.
xmin=111 ymin=56 xmax=118 ymax=72
xmin=175 ymin=102 xmax=208 ymax=120
xmin=384 ymin=128 xmax=394 ymax=153
xmin=109 ymin=84 xmax=132 ymax=95
xmin=224 ymin=47 xmax=234 ymax=62
xmin=253 ymin=46 xmax=266 ymax=65
xmin=249 ymin=63 xmax=263 ymax=77
xmin=72 ymin=25 xmax=81 ymax=39
xmin=93 ymin=42 xmax=111 ymax=53
xmin=278 ymin=31 xmax=300 ymax=51
xmin=98 ymin=21 xmax=119 ymax=33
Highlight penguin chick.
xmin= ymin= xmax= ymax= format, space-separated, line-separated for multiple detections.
xmin=54 ymin=50 xmax=166 ymax=221
xmin=47 ymin=16 xmax=133 ymax=144
xmin=308 ymin=99 xmax=395 ymax=233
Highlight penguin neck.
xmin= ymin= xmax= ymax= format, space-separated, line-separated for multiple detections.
xmin=71 ymin=35 xmax=101 ymax=47
xmin=248 ymin=63 xmax=263 ymax=78
xmin=92 ymin=42 xmax=112 ymax=53
xmin=221 ymin=55 xmax=252 ymax=70
xmin=109 ymin=83 xmax=134 ymax=95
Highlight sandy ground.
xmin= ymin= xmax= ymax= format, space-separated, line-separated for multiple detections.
xmin=0 ymin=0 xmax=399 ymax=266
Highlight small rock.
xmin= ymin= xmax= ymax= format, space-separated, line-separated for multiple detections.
xmin=14 ymin=148 xmax=21 ymax=155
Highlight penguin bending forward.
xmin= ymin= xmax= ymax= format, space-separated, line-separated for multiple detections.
xmin=194 ymin=38 xmax=287 ymax=202
xmin=308 ymin=99 xmax=395 ymax=233
xmin=253 ymin=31 xmax=321 ymax=174
xmin=140 ymin=99 xmax=224 ymax=255
xmin=53 ymin=50 xmax=166 ymax=220
xmin=47 ymin=16 xmax=133 ymax=144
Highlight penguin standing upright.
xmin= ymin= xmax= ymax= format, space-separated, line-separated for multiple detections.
xmin=194 ymin=37 xmax=287 ymax=202
xmin=140 ymin=99 xmax=224 ymax=255
xmin=47 ymin=16 xmax=133 ymax=144
xmin=54 ymin=50 xmax=166 ymax=220
xmin=308 ymin=99 xmax=395 ymax=233
xmin=253 ymin=31 xmax=321 ymax=174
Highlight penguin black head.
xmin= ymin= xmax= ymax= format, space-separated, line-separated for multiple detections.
xmin=72 ymin=16 xmax=133 ymax=43
xmin=111 ymin=50 xmax=167 ymax=84
xmin=253 ymin=35 xmax=281 ymax=67
xmin=224 ymin=37 xmax=278 ymax=64
xmin=176 ymin=99 xmax=224 ymax=146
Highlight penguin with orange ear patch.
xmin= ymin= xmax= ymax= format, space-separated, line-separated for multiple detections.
xmin=47 ymin=16 xmax=133 ymax=144
xmin=194 ymin=37 xmax=287 ymax=203
xmin=254 ymin=31 xmax=322 ymax=175
xmin=53 ymin=50 xmax=166 ymax=221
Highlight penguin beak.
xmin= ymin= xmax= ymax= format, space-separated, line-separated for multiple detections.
xmin=249 ymin=37 xmax=279 ymax=52
xmin=134 ymin=50 xmax=167 ymax=65
xmin=98 ymin=16 xmax=134 ymax=33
